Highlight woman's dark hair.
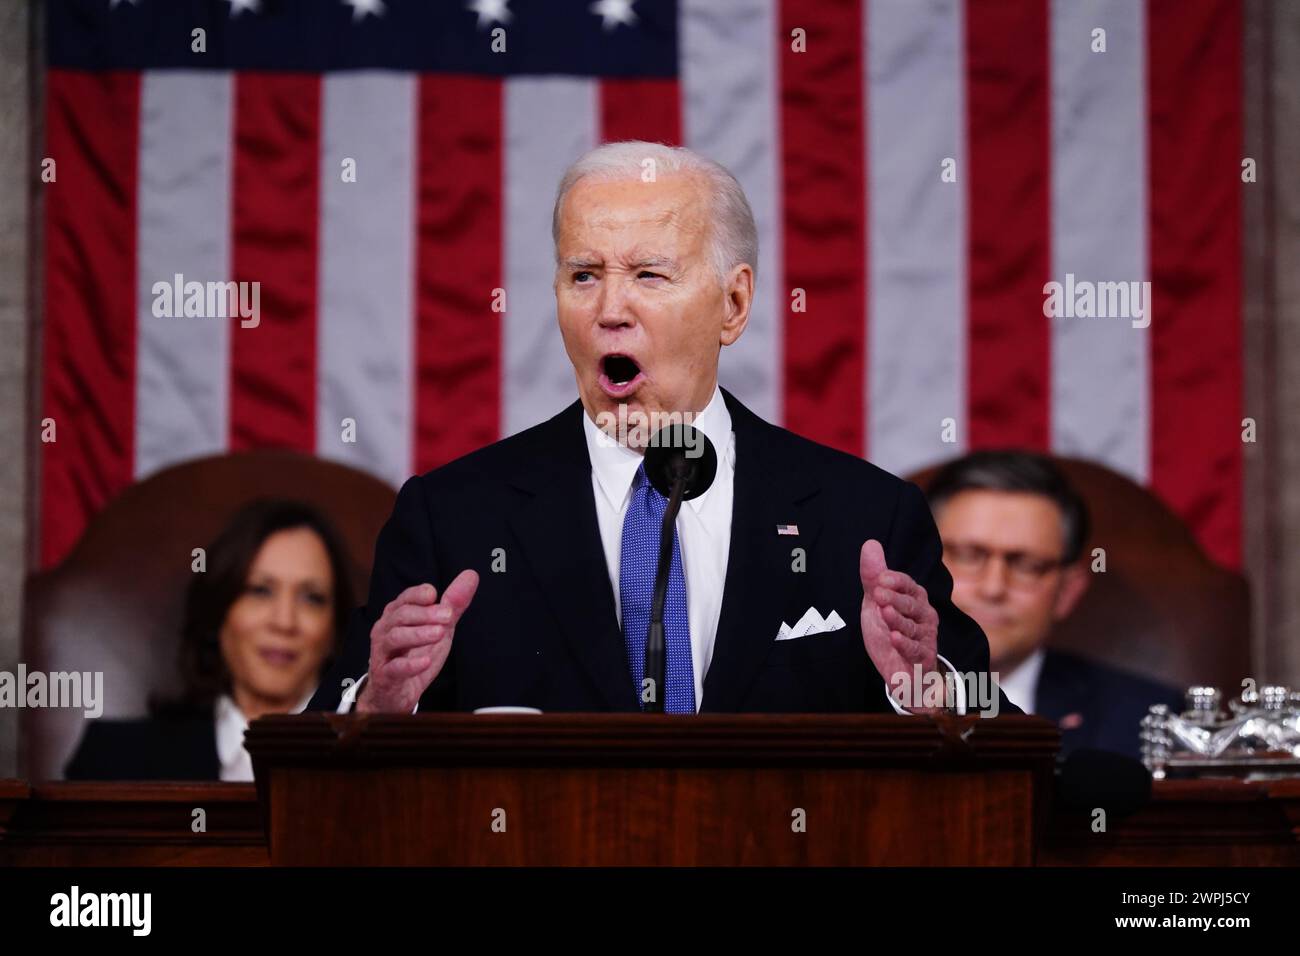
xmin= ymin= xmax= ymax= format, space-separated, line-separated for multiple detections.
xmin=925 ymin=450 xmax=1091 ymax=564
xmin=151 ymin=499 xmax=355 ymax=717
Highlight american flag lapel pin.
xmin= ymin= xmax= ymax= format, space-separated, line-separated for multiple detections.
xmin=776 ymin=524 xmax=799 ymax=536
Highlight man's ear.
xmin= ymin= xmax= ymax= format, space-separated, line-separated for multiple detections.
xmin=1052 ymin=562 xmax=1090 ymax=622
xmin=719 ymin=263 xmax=754 ymax=347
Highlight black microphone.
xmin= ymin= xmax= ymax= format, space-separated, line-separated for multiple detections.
xmin=639 ymin=424 xmax=718 ymax=713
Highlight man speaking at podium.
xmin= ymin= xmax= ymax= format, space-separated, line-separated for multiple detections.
xmin=309 ymin=141 xmax=1009 ymax=719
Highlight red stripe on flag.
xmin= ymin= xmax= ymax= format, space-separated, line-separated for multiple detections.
xmin=229 ymin=73 xmax=320 ymax=452
xmin=39 ymin=71 xmax=140 ymax=568
xmin=965 ymin=0 xmax=1051 ymax=450
xmin=779 ymin=0 xmax=867 ymax=454
xmin=1147 ymin=0 xmax=1242 ymax=568
xmin=413 ymin=76 xmax=503 ymax=473
xmin=599 ymin=79 xmax=682 ymax=146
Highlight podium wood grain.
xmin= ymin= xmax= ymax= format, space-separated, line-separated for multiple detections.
xmin=245 ymin=713 xmax=1059 ymax=866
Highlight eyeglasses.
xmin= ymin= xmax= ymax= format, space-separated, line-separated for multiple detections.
xmin=942 ymin=542 xmax=1067 ymax=588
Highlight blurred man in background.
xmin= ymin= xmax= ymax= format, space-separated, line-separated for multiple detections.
xmin=926 ymin=451 xmax=1182 ymax=760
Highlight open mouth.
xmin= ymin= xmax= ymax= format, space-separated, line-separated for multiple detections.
xmin=603 ymin=354 xmax=640 ymax=384
xmin=599 ymin=354 xmax=645 ymax=397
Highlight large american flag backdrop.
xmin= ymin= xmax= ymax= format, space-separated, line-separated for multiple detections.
xmin=39 ymin=0 xmax=1242 ymax=571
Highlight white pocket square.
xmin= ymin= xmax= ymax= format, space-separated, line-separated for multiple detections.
xmin=775 ymin=607 xmax=847 ymax=641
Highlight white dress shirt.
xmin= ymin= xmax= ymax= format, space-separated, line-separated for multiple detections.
xmin=994 ymin=648 xmax=1045 ymax=714
xmin=216 ymin=690 xmax=313 ymax=781
xmin=338 ymin=384 xmax=963 ymax=715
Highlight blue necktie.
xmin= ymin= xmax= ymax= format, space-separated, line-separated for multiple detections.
xmin=620 ymin=463 xmax=695 ymax=713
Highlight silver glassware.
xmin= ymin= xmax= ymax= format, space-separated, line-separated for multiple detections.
xmin=1140 ymin=684 xmax=1300 ymax=779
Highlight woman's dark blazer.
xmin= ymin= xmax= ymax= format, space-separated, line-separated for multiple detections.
xmin=64 ymin=716 xmax=220 ymax=780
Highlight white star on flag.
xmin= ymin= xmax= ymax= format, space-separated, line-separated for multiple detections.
xmin=227 ymin=0 xmax=260 ymax=17
xmin=590 ymin=0 xmax=636 ymax=31
xmin=342 ymin=0 xmax=385 ymax=22
xmin=467 ymin=0 xmax=512 ymax=29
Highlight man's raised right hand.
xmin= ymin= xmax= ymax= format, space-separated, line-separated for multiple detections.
xmin=355 ymin=569 xmax=479 ymax=714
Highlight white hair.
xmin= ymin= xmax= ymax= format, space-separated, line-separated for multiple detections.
xmin=551 ymin=140 xmax=759 ymax=288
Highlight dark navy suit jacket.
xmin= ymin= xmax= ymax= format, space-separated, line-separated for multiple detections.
xmin=308 ymin=390 xmax=1016 ymax=716
xmin=1036 ymin=649 xmax=1183 ymax=761
xmin=65 ymin=717 xmax=220 ymax=780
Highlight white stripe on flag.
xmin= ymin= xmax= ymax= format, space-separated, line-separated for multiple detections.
xmin=502 ymin=78 xmax=598 ymax=436
xmin=317 ymin=72 xmax=416 ymax=488
xmin=681 ymin=0 xmax=783 ymax=424
xmin=867 ymin=0 xmax=968 ymax=473
xmin=134 ymin=71 xmax=233 ymax=479
xmin=1050 ymin=0 xmax=1149 ymax=481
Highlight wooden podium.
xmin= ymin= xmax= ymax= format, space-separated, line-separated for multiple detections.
xmin=245 ymin=713 xmax=1059 ymax=866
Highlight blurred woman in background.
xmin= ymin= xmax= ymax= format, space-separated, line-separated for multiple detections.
xmin=66 ymin=499 xmax=354 ymax=780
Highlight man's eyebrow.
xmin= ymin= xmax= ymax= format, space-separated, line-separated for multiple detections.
xmin=629 ymin=256 xmax=679 ymax=271
xmin=558 ymin=255 xmax=680 ymax=271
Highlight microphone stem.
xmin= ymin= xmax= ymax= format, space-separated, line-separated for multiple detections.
xmin=644 ymin=476 xmax=686 ymax=713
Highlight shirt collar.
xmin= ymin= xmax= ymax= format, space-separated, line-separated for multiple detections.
xmin=214 ymin=694 xmax=247 ymax=770
xmin=997 ymin=647 xmax=1046 ymax=713
xmin=215 ymin=689 xmax=314 ymax=768
xmin=581 ymin=384 xmax=733 ymax=515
